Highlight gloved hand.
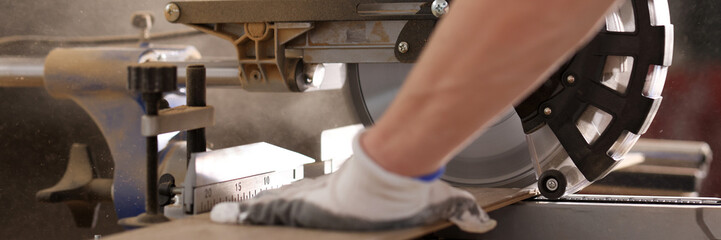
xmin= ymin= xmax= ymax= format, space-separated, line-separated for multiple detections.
xmin=210 ymin=133 xmax=496 ymax=233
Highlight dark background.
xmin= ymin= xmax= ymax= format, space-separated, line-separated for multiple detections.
xmin=1 ymin=0 xmax=719 ymax=239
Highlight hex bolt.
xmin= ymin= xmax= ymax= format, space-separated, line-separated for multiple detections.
xmin=543 ymin=107 xmax=552 ymax=116
xmin=398 ymin=41 xmax=409 ymax=54
xmin=566 ymin=75 xmax=576 ymax=84
xmin=546 ymin=178 xmax=559 ymax=192
xmin=164 ymin=3 xmax=181 ymax=22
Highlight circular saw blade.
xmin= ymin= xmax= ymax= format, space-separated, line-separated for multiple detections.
xmin=349 ymin=63 xmax=538 ymax=187
xmin=349 ymin=0 xmax=673 ymax=194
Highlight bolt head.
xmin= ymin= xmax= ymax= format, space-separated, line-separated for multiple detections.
xmin=566 ymin=75 xmax=576 ymax=84
xmin=398 ymin=41 xmax=409 ymax=54
xmin=131 ymin=12 xmax=154 ymax=29
xmin=546 ymin=178 xmax=559 ymax=191
xmin=543 ymin=107 xmax=552 ymax=116
xmin=431 ymin=0 xmax=449 ymax=17
xmin=164 ymin=3 xmax=181 ymax=22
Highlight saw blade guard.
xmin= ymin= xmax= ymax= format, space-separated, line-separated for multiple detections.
xmin=531 ymin=0 xmax=673 ymax=198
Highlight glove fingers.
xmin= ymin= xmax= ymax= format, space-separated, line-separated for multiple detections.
xmin=440 ymin=184 xmax=497 ymax=233
xmin=240 ymin=199 xmax=435 ymax=230
xmin=449 ymin=206 xmax=497 ymax=233
xmin=210 ymin=202 xmax=242 ymax=224
xmin=230 ymin=196 xmax=495 ymax=232
xmin=211 ymin=177 xmax=330 ymax=224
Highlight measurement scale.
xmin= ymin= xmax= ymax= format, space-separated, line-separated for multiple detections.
xmin=183 ymin=142 xmax=314 ymax=214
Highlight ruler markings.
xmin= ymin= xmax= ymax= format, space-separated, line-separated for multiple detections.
xmin=193 ymin=168 xmax=302 ymax=214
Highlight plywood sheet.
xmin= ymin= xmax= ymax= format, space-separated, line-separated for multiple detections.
xmin=105 ymin=187 xmax=537 ymax=240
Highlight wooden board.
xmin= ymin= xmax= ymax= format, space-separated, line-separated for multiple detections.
xmin=105 ymin=187 xmax=537 ymax=240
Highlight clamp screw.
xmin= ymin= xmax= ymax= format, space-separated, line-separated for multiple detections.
xmin=543 ymin=107 xmax=552 ymax=116
xmin=398 ymin=41 xmax=409 ymax=54
xmin=566 ymin=75 xmax=576 ymax=84
xmin=164 ymin=3 xmax=181 ymax=22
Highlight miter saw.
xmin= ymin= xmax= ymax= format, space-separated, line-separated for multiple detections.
xmin=23 ymin=0 xmax=721 ymax=238
xmin=156 ymin=0 xmax=673 ymax=198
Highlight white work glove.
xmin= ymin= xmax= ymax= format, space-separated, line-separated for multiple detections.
xmin=210 ymin=133 xmax=496 ymax=233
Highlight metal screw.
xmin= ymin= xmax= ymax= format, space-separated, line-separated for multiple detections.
xmin=398 ymin=41 xmax=409 ymax=54
xmin=545 ymin=178 xmax=559 ymax=192
xmin=131 ymin=12 xmax=154 ymax=29
xmin=431 ymin=0 xmax=449 ymax=17
xmin=566 ymin=75 xmax=576 ymax=84
xmin=132 ymin=12 xmax=154 ymax=46
xmin=164 ymin=3 xmax=181 ymax=22
xmin=543 ymin=107 xmax=552 ymax=116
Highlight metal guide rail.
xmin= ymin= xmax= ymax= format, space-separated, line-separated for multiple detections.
xmin=535 ymin=194 xmax=721 ymax=205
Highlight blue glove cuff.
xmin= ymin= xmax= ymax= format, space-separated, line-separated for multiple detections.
xmin=415 ymin=166 xmax=446 ymax=182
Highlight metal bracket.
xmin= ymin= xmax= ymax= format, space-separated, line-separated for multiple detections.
xmin=190 ymin=22 xmax=313 ymax=92
xmin=168 ymin=1 xmax=440 ymax=91
xmin=395 ymin=20 xmax=436 ymax=63
xmin=141 ymin=105 xmax=215 ymax=136
xmin=167 ymin=0 xmax=436 ymax=23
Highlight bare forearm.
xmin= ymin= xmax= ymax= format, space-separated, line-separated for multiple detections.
xmin=362 ymin=0 xmax=622 ymax=176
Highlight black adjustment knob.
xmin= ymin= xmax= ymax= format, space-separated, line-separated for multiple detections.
xmin=158 ymin=173 xmax=176 ymax=207
xmin=127 ymin=62 xmax=178 ymax=93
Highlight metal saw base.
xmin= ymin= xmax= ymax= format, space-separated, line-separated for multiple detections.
xmin=436 ymin=195 xmax=721 ymax=239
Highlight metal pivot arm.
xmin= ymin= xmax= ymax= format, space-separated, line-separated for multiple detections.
xmin=36 ymin=144 xmax=112 ymax=228
xmin=165 ymin=0 xmax=438 ymax=23
xmin=164 ymin=0 xmax=440 ymax=92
